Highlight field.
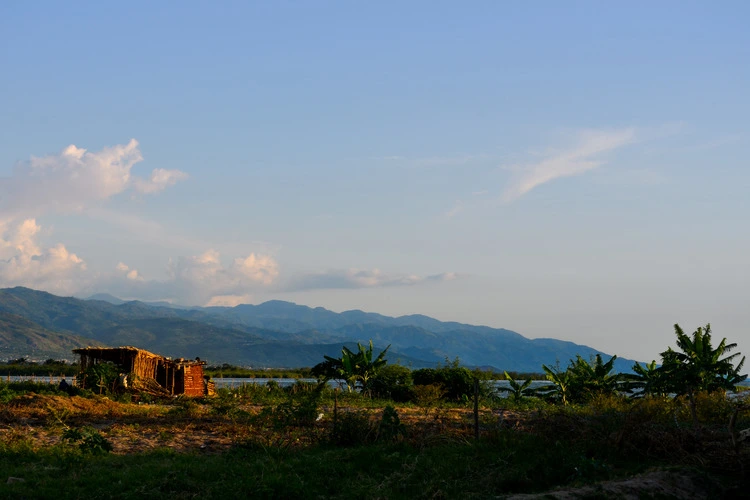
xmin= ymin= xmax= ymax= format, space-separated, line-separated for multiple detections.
xmin=1 ymin=381 xmax=749 ymax=499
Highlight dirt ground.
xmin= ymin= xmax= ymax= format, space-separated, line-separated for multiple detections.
xmin=0 ymin=394 xmax=501 ymax=454
xmin=1 ymin=394 xmax=744 ymax=498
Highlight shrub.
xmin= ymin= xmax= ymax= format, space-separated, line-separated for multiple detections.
xmin=331 ymin=410 xmax=375 ymax=446
xmin=255 ymin=389 xmax=322 ymax=429
xmin=377 ymin=405 xmax=406 ymax=442
xmin=412 ymin=360 xmax=483 ymax=402
xmin=369 ymin=364 xmax=414 ymax=402
xmin=412 ymin=384 xmax=446 ymax=408
xmin=79 ymin=361 xmax=121 ymax=394
xmin=62 ymin=426 xmax=113 ymax=455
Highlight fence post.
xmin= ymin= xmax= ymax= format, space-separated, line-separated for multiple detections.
xmin=473 ymin=378 xmax=481 ymax=439
xmin=333 ymin=387 xmax=339 ymax=439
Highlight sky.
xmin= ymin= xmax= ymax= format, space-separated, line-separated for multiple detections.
xmin=1 ymin=1 xmax=749 ymax=363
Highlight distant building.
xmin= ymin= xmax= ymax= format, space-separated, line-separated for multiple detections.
xmin=73 ymin=346 xmax=214 ymax=396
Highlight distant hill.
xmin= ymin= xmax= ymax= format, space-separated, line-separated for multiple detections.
xmin=0 ymin=311 xmax=103 ymax=361
xmin=86 ymin=293 xmax=126 ymax=305
xmin=0 ymin=287 xmax=642 ymax=371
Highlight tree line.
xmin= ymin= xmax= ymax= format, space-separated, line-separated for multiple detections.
xmin=311 ymin=323 xmax=747 ymax=411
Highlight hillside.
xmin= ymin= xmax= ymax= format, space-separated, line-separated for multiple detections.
xmin=0 ymin=311 xmax=102 ymax=361
xmin=1 ymin=287 xmax=641 ymax=371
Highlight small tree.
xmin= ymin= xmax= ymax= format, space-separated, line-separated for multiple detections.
xmin=497 ymin=371 xmax=535 ymax=402
xmin=540 ymin=364 xmax=573 ymax=405
xmin=657 ymin=323 xmax=746 ymax=426
xmin=370 ymin=364 xmax=414 ymax=402
xmin=540 ymin=354 xmax=621 ymax=405
xmin=311 ymin=340 xmax=390 ymax=394
xmin=568 ymin=354 xmax=623 ymax=399
xmin=626 ymin=360 xmax=668 ymax=397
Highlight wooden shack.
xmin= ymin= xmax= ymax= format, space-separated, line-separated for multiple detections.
xmin=73 ymin=346 xmax=214 ymax=396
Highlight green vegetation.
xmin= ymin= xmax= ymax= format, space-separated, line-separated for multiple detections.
xmin=311 ymin=340 xmax=390 ymax=393
xmin=497 ymin=371 xmax=535 ymax=402
xmin=203 ymin=365 xmax=313 ymax=379
xmin=0 ymin=358 xmax=78 ymax=376
xmin=0 ymin=327 xmax=748 ymax=498
xmin=412 ymin=358 xmax=493 ymax=401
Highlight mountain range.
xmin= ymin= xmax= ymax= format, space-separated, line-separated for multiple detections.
xmin=0 ymin=287 xmax=640 ymax=372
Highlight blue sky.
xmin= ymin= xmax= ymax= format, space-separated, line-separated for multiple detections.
xmin=1 ymin=2 xmax=748 ymax=362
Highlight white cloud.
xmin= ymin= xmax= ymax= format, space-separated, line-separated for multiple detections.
xmin=1 ymin=139 xmax=187 ymax=217
xmin=116 ymin=262 xmax=143 ymax=281
xmin=232 ymin=254 xmax=279 ymax=285
xmin=205 ymin=294 xmax=255 ymax=307
xmin=0 ymin=218 xmax=87 ymax=295
xmin=86 ymin=249 xmax=280 ymax=306
xmin=501 ymin=128 xmax=636 ymax=202
xmin=0 ymin=140 xmax=192 ymax=295
xmin=133 ymin=168 xmax=190 ymax=194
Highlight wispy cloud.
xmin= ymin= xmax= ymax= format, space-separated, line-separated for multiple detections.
xmin=284 ymin=269 xmax=457 ymax=292
xmin=501 ymin=128 xmax=636 ymax=203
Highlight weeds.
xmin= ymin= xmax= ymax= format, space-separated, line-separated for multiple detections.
xmin=377 ymin=405 xmax=406 ymax=442
xmin=1 ymin=379 xmax=749 ymax=498
xmin=61 ymin=426 xmax=113 ymax=455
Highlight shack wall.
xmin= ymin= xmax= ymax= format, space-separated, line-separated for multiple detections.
xmin=179 ymin=364 xmax=205 ymax=396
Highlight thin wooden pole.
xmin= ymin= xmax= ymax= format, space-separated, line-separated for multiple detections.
xmin=333 ymin=388 xmax=339 ymax=439
xmin=473 ymin=378 xmax=480 ymax=440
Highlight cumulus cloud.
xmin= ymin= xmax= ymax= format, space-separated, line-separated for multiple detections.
xmin=116 ymin=262 xmax=143 ymax=281
xmin=0 ymin=139 xmax=191 ymax=295
xmin=501 ymin=128 xmax=636 ymax=202
xmin=1 ymin=139 xmax=187 ymax=217
xmin=95 ymin=249 xmax=280 ymax=306
xmin=133 ymin=168 xmax=190 ymax=194
xmin=0 ymin=218 xmax=87 ymax=295
xmin=167 ymin=250 xmax=279 ymax=292
xmin=285 ymin=269 xmax=457 ymax=292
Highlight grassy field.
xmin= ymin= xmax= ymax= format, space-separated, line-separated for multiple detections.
xmin=1 ymin=382 xmax=749 ymax=499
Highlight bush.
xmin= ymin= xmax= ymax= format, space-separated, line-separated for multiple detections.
xmin=413 ymin=360 xmax=489 ymax=402
xmin=412 ymin=384 xmax=446 ymax=408
xmin=370 ymin=364 xmax=414 ymax=402
xmin=62 ymin=426 xmax=113 ymax=455
xmin=79 ymin=361 xmax=120 ymax=394
xmin=331 ymin=410 xmax=375 ymax=446
xmin=377 ymin=405 xmax=406 ymax=442
xmin=255 ymin=389 xmax=322 ymax=429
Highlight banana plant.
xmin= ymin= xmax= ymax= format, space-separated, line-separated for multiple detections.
xmin=540 ymin=364 xmax=573 ymax=405
xmin=657 ymin=323 xmax=746 ymax=427
xmin=312 ymin=340 xmax=390 ymax=393
xmin=625 ymin=360 xmax=665 ymax=397
xmin=497 ymin=371 xmax=535 ymax=402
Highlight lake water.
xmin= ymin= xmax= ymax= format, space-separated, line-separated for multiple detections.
xmin=2 ymin=375 xmax=554 ymax=395
xmin=210 ymin=378 xmax=556 ymax=396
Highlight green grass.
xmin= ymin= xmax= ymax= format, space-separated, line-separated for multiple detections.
xmin=0 ymin=433 xmax=660 ymax=499
xmin=1 ymin=386 xmax=748 ymax=499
